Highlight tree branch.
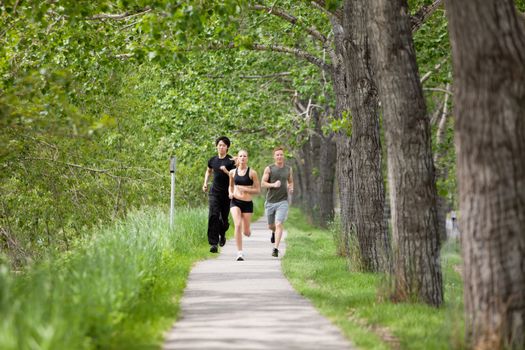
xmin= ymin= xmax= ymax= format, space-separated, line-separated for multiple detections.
xmin=250 ymin=4 xmax=329 ymax=47
xmin=252 ymin=43 xmax=332 ymax=74
xmin=435 ymin=81 xmax=451 ymax=146
xmin=411 ymin=0 xmax=444 ymax=32
xmin=129 ymin=40 xmax=333 ymax=75
xmin=21 ymin=158 xmax=156 ymax=181
xmin=420 ymin=56 xmax=448 ymax=84
xmin=13 ymin=0 xmax=21 ymax=14
xmin=115 ymin=53 xmax=134 ymax=60
xmin=423 ymin=87 xmax=453 ymax=95
xmin=86 ymin=7 xmax=152 ymax=21
xmin=119 ymin=20 xmax=141 ymax=31
xmin=309 ymin=0 xmax=342 ymax=22
xmin=23 ymin=157 xmax=117 ymax=176
xmin=230 ymin=126 xmax=270 ymax=135
xmin=433 ymin=78 xmax=451 ymax=165
xmin=205 ymin=72 xmax=291 ymax=79
xmin=241 ymin=72 xmax=291 ymax=79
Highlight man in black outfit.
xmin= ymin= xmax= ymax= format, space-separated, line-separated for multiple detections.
xmin=202 ymin=136 xmax=236 ymax=253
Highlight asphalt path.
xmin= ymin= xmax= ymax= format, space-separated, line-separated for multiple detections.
xmin=163 ymin=217 xmax=354 ymax=350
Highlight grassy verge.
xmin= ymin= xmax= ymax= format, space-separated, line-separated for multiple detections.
xmin=283 ymin=208 xmax=465 ymax=350
xmin=0 ymin=207 xmax=210 ymax=350
xmin=252 ymin=196 xmax=265 ymax=221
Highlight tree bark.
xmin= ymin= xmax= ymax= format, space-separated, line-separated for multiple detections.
xmin=342 ymin=0 xmax=390 ymax=272
xmin=317 ymin=129 xmax=337 ymax=226
xmin=292 ymin=157 xmax=306 ymax=206
xmin=306 ymin=125 xmax=321 ymax=221
xmin=445 ymin=1 xmax=525 ymax=348
xmin=331 ymin=22 xmax=354 ymax=256
xmin=434 ymin=81 xmax=452 ymax=243
xmin=295 ymin=141 xmax=315 ymax=220
xmin=368 ymin=0 xmax=443 ymax=306
xmin=292 ymin=97 xmax=336 ymax=227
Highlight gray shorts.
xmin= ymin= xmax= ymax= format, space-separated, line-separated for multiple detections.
xmin=265 ymin=200 xmax=289 ymax=225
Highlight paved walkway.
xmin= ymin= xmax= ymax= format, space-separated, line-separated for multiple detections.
xmin=163 ymin=217 xmax=354 ymax=350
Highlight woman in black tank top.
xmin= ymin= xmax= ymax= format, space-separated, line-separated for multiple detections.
xmin=234 ymin=167 xmax=254 ymax=186
xmin=228 ymin=150 xmax=260 ymax=261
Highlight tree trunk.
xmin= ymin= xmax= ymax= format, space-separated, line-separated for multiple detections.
xmin=445 ymin=1 xmax=525 ymax=348
xmin=292 ymin=99 xmax=336 ymax=227
xmin=330 ymin=18 xmax=354 ymax=256
xmin=291 ymin=157 xmax=305 ymax=206
xmin=368 ymin=0 xmax=443 ymax=306
xmin=307 ymin=126 xmax=322 ymax=222
xmin=317 ymin=130 xmax=337 ymax=227
xmin=433 ymin=81 xmax=452 ymax=243
xmin=343 ymin=0 xmax=390 ymax=272
xmin=297 ymin=138 xmax=316 ymax=220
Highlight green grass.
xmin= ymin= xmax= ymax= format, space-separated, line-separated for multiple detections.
xmin=1 ymin=203 xmax=460 ymax=349
xmin=0 ymin=207 xmax=211 ymax=350
xmin=283 ymin=208 xmax=465 ymax=350
xmin=251 ymin=196 xmax=265 ymax=221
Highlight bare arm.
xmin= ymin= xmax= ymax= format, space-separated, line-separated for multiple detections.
xmin=228 ymin=169 xmax=235 ymax=198
xmin=202 ymin=167 xmax=212 ymax=192
xmin=261 ymin=166 xmax=278 ymax=188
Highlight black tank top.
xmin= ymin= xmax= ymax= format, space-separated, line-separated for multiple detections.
xmin=234 ymin=167 xmax=253 ymax=186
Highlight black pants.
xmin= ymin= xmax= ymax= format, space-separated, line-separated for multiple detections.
xmin=207 ymin=192 xmax=230 ymax=245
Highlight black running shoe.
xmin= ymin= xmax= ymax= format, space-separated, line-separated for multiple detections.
xmin=272 ymin=248 xmax=279 ymax=257
xmin=210 ymin=245 xmax=218 ymax=253
xmin=271 ymin=231 xmax=275 ymax=243
xmin=236 ymin=254 xmax=244 ymax=261
xmin=219 ymin=235 xmax=226 ymax=247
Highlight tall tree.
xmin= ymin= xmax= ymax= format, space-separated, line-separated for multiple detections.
xmin=247 ymin=3 xmax=342 ymax=229
xmin=292 ymin=94 xmax=337 ymax=227
xmin=245 ymin=0 xmax=443 ymax=271
xmin=248 ymin=1 xmax=389 ymax=270
xmin=445 ymin=0 xmax=525 ymax=348
xmin=341 ymin=0 xmax=390 ymax=271
xmin=0 ymin=2 xmax=295 ymax=265
xmin=367 ymin=0 xmax=443 ymax=305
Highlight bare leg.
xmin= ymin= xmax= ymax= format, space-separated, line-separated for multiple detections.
xmin=230 ymin=207 xmax=243 ymax=252
xmin=242 ymin=213 xmax=253 ymax=237
xmin=274 ymin=222 xmax=284 ymax=249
